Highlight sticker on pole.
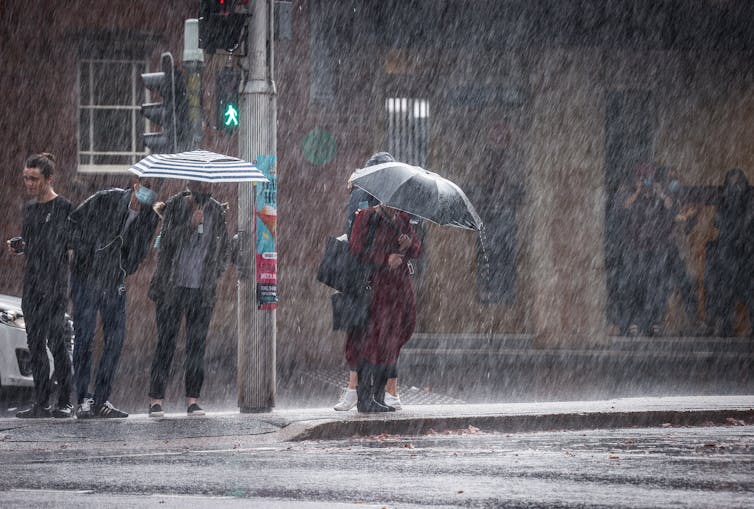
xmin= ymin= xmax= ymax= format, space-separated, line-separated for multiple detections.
xmin=255 ymin=154 xmax=277 ymax=309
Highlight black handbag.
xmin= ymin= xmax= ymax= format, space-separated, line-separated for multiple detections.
xmin=318 ymin=212 xmax=380 ymax=331
xmin=331 ymin=290 xmax=371 ymax=331
xmin=316 ymin=234 xmax=372 ymax=294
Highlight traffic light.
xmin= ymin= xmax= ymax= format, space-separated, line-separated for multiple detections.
xmin=140 ymin=52 xmax=189 ymax=153
xmin=216 ymin=67 xmax=241 ymax=134
xmin=199 ymin=0 xmax=248 ymax=54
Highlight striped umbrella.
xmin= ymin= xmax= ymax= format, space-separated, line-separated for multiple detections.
xmin=128 ymin=150 xmax=268 ymax=183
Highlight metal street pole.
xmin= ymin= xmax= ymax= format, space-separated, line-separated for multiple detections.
xmin=237 ymin=0 xmax=276 ymax=412
xmin=183 ymin=19 xmax=204 ymax=150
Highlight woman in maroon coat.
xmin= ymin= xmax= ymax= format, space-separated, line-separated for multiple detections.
xmin=348 ymin=204 xmax=422 ymax=412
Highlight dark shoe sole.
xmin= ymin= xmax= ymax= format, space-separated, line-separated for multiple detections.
xmin=16 ymin=412 xmax=52 ymax=419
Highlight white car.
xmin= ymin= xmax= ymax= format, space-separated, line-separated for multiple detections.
xmin=0 ymin=294 xmax=73 ymax=393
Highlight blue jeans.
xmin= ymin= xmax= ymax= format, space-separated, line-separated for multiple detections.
xmin=71 ymin=276 xmax=126 ymax=407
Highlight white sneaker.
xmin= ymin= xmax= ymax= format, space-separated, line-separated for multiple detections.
xmin=76 ymin=398 xmax=94 ymax=419
xmin=333 ymin=388 xmax=357 ymax=411
xmin=384 ymin=392 xmax=402 ymax=410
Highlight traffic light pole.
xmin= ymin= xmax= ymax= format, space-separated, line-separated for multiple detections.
xmin=183 ymin=19 xmax=204 ymax=150
xmin=238 ymin=0 xmax=276 ymax=412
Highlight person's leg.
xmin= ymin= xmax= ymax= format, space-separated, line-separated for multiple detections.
xmin=647 ymin=249 xmax=672 ymax=335
xmin=184 ymin=289 xmax=212 ymax=408
xmin=717 ymin=271 xmax=736 ymax=337
xmin=747 ymin=292 xmax=754 ymax=338
xmin=622 ymin=249 xmax=642 ymax=334
xmin=385 ymin=363 xmax=399 ymax=397
xmin=71 ymin=278 xmax=97 ymax=406
xmin=94 ymin=286 xmax=126 ymax=412
xmin=46 ymin=298 xmax=73 ymax=409
xmin=21 ymin=302 xmax=51 ymax=408
xmin=335 ymin=328 xmax=365 ymax=411
xmin=333 ymin=370 xmax=358 ymax=411
xmin=149 ymin=289 xmax=184 ymax=406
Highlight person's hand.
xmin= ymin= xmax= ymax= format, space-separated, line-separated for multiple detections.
xmin=6 ymin=238 xmax=24 ymax=256
xmin=397 ymin=233 xmax=412 ymax=252
xmin=387 ymin=253 xmax=404 ymax=270
xmin=191 ymin=208 xmax=204 ymax=228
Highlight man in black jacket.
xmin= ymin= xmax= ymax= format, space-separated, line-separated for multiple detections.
xmin=68 ymin=179 xmax=160 ymax=418
xmin=8 ymin=153 xmax=74 ymax=418
xmin=147 ymin=182 xmax=229 ymax=417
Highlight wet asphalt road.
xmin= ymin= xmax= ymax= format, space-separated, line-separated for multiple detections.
xmin=1 ymin=424 xmax=752 ymax=508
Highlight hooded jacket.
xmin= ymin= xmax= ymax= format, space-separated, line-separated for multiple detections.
xmin=68 ymin=188 xmax=160 ymax=290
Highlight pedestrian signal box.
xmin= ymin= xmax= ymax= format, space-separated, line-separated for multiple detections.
xmin=216 ymin=67 xmax=241 ymax=134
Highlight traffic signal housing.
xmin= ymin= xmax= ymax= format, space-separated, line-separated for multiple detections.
xmin=140 ymin=52 xmax=190 ymax=153
xmin=216 ymin=67 xmax=241 ymax=134
xmin=199 ymin=0 xmax=248 ymax=53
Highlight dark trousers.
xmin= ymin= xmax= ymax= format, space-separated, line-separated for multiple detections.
xmin=22 ymin=294 xmax=72 ymax=408
xmin=621 ymin=247 xmax=669 ymax=333
xmin=71 ymin=276 xmax=126 ymax=407
xmin=149 ymin=287 xmax=213 ymax=400
xmin=663 ymin=249 xmax=699 ymax=322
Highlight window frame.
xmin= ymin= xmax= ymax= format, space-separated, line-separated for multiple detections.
xmin=384 ymin=97 xmax=430 ymax=168
xmin=76 ymin=56 xmax=148 ymax=175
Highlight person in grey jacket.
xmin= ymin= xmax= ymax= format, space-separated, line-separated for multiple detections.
xmin=68 ymin=179 xmax=160 ymax=418
xmin=147 ymin=182 xmax=229 ymax=417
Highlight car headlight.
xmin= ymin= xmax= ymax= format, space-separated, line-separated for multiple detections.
xmin=1 ymin=310 xmax=25 ymax=329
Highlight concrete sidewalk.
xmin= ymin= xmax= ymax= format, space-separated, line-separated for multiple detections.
xmin=0 ymin=396 xmax=752 ymax=454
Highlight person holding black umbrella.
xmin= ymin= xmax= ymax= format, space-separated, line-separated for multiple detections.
xmin=333 ymin=152 xmax=408 ymax=411
xmin=349 ymin=202 xmax=422 ymax=412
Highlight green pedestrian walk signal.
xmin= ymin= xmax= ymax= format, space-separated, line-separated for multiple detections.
xmin=216 ymin=67 xmax=241 ymax=134
xmin=223 ymin=103 xmax=240 ymax=129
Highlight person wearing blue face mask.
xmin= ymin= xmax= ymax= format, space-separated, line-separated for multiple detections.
xmin=67 ymin=177 xmax=161 ymax=419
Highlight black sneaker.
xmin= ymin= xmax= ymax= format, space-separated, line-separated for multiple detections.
xmin=149 ymin=403 xmax=164 ymax=418
xmin=52 ymin=403 xmax=74 ymax=418
xmin=16 ymin=403 xmax=52 ymax=419
xmin=95 ymin=401 xmax=129 ymax=418
xmin=187 ymin=403 xmax=205 ymax=416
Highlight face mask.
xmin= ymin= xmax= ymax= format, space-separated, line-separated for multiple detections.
xmin=643 ymin=178 xmax=653 ymax=187
xmin=668 ymin=180 xmax=681 ymax=194
xmin=135 ymin=186 xmax=157 ymax=206
xmin=193 ymin=191 xmax=211 ymax=205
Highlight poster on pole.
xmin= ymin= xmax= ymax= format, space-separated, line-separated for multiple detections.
xmin=255 ymin=154 xmax=277 ymax=309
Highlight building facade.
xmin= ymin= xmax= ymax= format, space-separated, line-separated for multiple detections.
xmin=1 ymin=1 xmax=752 ymax=395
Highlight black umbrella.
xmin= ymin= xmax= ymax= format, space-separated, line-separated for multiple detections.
xmin=350 ymin=161 xmax=483 ymax=230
